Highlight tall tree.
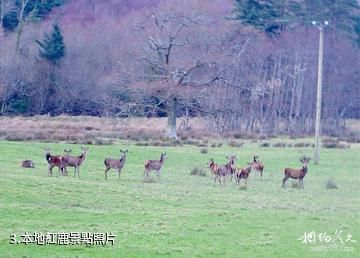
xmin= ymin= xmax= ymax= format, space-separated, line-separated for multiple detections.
xmin=128 ymin=3 xmax=222 ymax=139
xmin=36 ymin=24 xmax=65 ymax=64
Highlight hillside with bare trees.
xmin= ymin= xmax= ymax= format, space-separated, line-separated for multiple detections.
xmin=1 ymin=0 xmax=359 ymax=137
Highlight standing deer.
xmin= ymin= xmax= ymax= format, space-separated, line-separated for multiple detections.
xmin=144 ymin=153 xmax=167 ymax=179
xmin=208 ymin=158 xmax=227 ymax=186
xmin=21 ymin=160 xmax=35 ymax=168
xmin=62 ymin=147 xmax=88 ymax=178
xmin=282 ymin=156 xmax=311 ymax=189
xmin=225 ymin=155 xmax=237 ymax=182
xmin=104 ymin=149 xmax=128 ymax=180
xmin=44 ymin=148 xmax=64 ymax=176
xmin=251 ymin=155 xmax=264 ymax=179
xmin=235 ymin=163 xmax=252 ymax=185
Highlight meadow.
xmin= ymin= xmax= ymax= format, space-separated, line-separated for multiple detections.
xmin=0 ymin=139 xmax=359 ymax=258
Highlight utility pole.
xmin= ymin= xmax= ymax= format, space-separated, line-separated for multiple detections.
xmin=312 ymin=21 xmax=328 ymax=165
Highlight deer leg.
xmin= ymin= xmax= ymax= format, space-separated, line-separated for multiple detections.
xmin=48 ymin=165 xmax=54 ymax=176
xmin=118 ymin=168 xmax=121 ymax=179
xmin=282 ymin=175 xmax=289 ymax=188
xmin=78 ymin=167 xmax=80 ymax=178
xmin=104 ymin=167 xmax=110 ymax=180
xmin=156 ymin=170 xmax=160 ymax=180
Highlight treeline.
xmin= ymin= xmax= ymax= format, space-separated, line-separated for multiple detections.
xmin=0 ymin=0 xmax=359 ymax=137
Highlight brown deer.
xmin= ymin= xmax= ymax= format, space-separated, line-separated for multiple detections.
xmin=104 ymin=149 xmax=128 ymax=180
xmin=144 ymin=153 xmax=167 ymax=179
xmin=21 ymin=160 xmax=35 ymax=168
xmin=62 ymin=147 xmax=88 ymax=178
xmin=225 ymin=155 xmax=237 ymax=182
xmin=235 ymin=163 xmax=252 ymax=185
xmin=207 ymin=158 xmax=218 ymax=178
xmin=44 ymin=148 xmax=64 ymax=176
xmin=208 ymin=158 xmax=228 ymax=186
xmin=282 ymin=156 xmax=311 ymax=189
xmin=251 ymin=155 xmax=264 ymax=179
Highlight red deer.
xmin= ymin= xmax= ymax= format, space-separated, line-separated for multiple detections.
xmin=235 ymin=163 xmax=252 ymax=185
xmin=208 ymin=158 xmax=228 ymax=186
xmin=21 ymin=160 xmax=35 ymax=168
xmin=104 ymin=149 xmax=128 ymax=180
xmin=225 ymin=155 xmax=237 ymax=182
xmin=62 ymin=147 xmax=88 ymax=178
xmin=282 ymin=156 xmax=311 ymax=189
xmin=44 ymin=148 xmax=64 ymax=176
xmin=144 ymin=153 xmax=167 ymax=179
xmin=251 ymin=156 xmax=264 ymax=179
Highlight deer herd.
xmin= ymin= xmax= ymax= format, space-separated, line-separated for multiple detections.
xmin=22 ymin=147 xmax=311 ymax=189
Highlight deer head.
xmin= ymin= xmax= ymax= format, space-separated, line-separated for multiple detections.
xmin=299 ymin=156 xmax=311 ymax=167
xmin=161 ymin=153 xmax=167 ymax=160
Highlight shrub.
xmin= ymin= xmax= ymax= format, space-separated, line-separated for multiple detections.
xmin=322 ymin=142 xmax=349 ymax=149
xmin=200 ymin=148 xmax=208 ymax=154
xmin=190 ymin=167 xmax=207 ymax=176
xmin=183 ymin=140 xmax=199 ymax=145
xmin=233 ymin=133 xmax=243 ymax=139
xmin=228 ymin=140 xmax=244 ymax=148
xmin=326 ymin=178 xmax=338 ymax=189
xmin=273 ymin=142 xmax=286 ymax=148
xmin=259 ymin=142 xmax=270 ymax=147
xmin=94 ymin=138 xmax=113 ymax=145
xmin=294 ymin=142 xmax=306 ymax=148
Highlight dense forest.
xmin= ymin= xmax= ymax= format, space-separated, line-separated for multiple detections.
xmin=0 ymin=0 xmax=359 ymax=137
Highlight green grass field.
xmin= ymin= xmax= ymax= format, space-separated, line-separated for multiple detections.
xmin=0 ymin=140 xmax=359 ymax=258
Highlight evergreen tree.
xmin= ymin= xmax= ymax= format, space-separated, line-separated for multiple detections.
xmin=231 ymin=0 xmax=295 ymax=37
xmin=1 ymin=0 xmax=64 ymax=32
xmin=231 ymin=0 xmax=360 ymax=43
xmin=36 ymin=24 xmax=66 ymax=64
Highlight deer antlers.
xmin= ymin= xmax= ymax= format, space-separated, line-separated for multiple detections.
xmin=299 ymin=156 xmax=311 ymax=164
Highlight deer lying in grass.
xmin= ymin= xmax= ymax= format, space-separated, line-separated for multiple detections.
xmin=282 ymin=156 xmax=311 ymax=189
xmin=44 ymin=148 xmax=64 ymax=176
xmin=21 ymin=160 xmax=35 ymax=168
xmin=62 ymin=147 xmax=88 ymax=178
xmin=208 ymin=158 xmax=228 ymax=186
xmin=235 ymin=163 xmax=252 ymax=185
xmin=251 ymin=155 xmax=264 ymax=179
xmin=144 ymin=153 xmax=167 ymax=179
xmin=104 ymin=149 xmax=128 ymax=180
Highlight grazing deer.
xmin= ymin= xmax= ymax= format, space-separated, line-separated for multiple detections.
xmin=282 ymin=156 xmax=311 ymax=189
xmin=44 ymin=148 xmax=64 ymax=176
xmin=208 ymin=158 xmax=228 ymax=186
xmin=104 ymin=149 xmax=128 ymax=180
xmin=21 ymin=160 xmax=35 ymax=168
xmin=144 ymin=153 xmax=167 ymax=179
xmin=235 ymin=163 xmax=252 ymax=185
xmin=251 ymin=156 xmax=264 ymax=179
xmin=62 ymin=147 xmax=88 ymax=178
